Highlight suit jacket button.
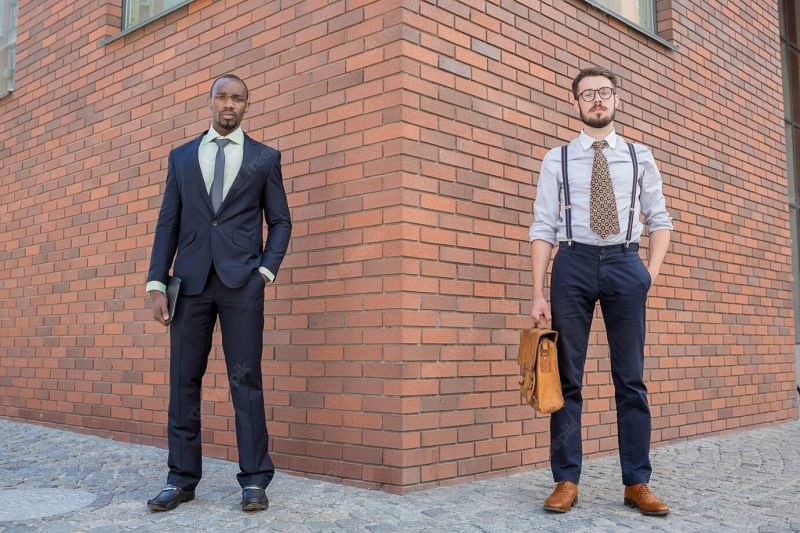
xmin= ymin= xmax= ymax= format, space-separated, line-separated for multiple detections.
xmin=212 ymin=220 xmax=218 ymax=227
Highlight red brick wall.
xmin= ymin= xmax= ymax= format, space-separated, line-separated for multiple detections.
xmin=0 ymin=0 xmax=796 ymax=493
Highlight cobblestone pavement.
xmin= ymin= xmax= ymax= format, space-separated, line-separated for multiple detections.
xmin=0 ymin=417 xmax=799 ymax=532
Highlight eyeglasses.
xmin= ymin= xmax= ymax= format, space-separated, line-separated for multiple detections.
xmin=578 ymin=87 xmax=615 ymax=102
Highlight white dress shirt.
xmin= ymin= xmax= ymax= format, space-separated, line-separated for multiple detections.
xmin=529 ymin=130 xmax=673 ymax=245
xmin=198 ymin=126 xmax=245 ymax=200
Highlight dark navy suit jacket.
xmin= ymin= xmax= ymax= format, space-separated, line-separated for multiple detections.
xmin=147 ymin=131 xmax=292 ymax=295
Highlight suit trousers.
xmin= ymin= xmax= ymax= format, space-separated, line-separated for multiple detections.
xmin=166 ymin=268 xmax=274 ymax=490
xmin=549 ymin=242 xmax=652 ymax=486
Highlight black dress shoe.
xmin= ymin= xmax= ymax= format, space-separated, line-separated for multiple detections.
xmin=241 ymin=485 xmax=268 ymax=512
xmin=147 ymin=486 xmax=195 ymax=512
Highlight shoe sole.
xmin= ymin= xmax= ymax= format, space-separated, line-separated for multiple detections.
xmin=624 ymin=498 xmax=669 ymax=516
xmin=242 ymin=500 xmax=268 ymax=512
xmin=543 ymin=497 xmax=577 ymax=513
xmin=147 ymin=492 xmax=195 ymax=512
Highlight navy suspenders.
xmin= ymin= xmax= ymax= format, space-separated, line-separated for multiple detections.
xmin=560 ymin=146 xmax=573 ymax=245
xmin=560 ymin=142 xmax=639 ymax=247
xmin=625 ymin=142 xmax=639 ymax=246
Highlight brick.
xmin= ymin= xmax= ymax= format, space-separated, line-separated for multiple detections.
xmin=0 ymin=0 xmax=794 ymax=496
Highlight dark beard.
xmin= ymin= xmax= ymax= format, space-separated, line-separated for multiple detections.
xmin=580 ymin=106 xmax=615 ymax=129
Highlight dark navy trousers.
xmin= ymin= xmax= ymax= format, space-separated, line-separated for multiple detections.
xmin=549 ymin=242 xmax=652 ymax=486
xmin=167 ymin=268 xmax=274 ymax=491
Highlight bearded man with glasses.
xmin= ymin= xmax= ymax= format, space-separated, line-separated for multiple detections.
xmin=529 ymin=66 xmax=673 ymax=516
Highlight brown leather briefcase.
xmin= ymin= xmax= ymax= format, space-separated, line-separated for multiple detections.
xmin=517 ymin=327 xmax=564 ymax=414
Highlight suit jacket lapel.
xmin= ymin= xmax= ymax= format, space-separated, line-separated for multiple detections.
xmin=188 ymin=133 xmax=214 ymax=213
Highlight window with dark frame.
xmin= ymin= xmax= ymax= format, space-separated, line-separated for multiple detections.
xmin=0 ymin=0 xmax=16 ymax=98
xmin=123 ymin=0 xmax=189 ymax=31
xmin=593 ymin=0 xmax=656 ymax=32
xmin=779 ymin=0 xmax=800 ymax=345
xmin=582 ymin=0 xmax=675 ymax=50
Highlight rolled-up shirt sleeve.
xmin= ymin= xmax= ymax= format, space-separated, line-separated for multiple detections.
xmin=636 ymin=146 xmax=673 ymax=233
xmin=529 ymin=147 xmax=561 ymax=244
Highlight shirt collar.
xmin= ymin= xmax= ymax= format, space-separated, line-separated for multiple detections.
xmin=202 ymin=125 xmax=245 ymax=146
xmin=578 ymin=129 xmax=617 ymax=151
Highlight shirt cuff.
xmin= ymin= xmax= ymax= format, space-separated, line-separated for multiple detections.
xmin=529 ymin=225 xmax=557 ymax=245
xmin=259 ymin=267 xmax=275 ymax=283
xmin=647 ymin=219 xmax=674 ymax=233
xmin=146 ymin=281 xmax=167 ymax=293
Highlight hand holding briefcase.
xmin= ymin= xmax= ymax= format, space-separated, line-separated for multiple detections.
xmin=517 ymin=326 xmax=564 ymax=414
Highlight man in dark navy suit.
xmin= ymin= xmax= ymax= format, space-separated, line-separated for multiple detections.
xmin=145 ymin=74 xmax=291 ymax=512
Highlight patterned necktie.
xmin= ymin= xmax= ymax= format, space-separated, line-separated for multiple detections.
xmin=589 ymin=140 xmax=620 ymax=238
xmin=211 ymin=138 xmax=230 ymax=213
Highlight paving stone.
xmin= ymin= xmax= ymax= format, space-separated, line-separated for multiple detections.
xmin=0 ymin=489 xmax=96 ymax=521
xmin=0 ymin=418 xmax=799 ymax=531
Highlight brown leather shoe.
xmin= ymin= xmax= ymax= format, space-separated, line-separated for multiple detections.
xmin=624 ymin=483 xmax=670 ymax=516
xmin=543 ymin=480 xmax=578 ymax=513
